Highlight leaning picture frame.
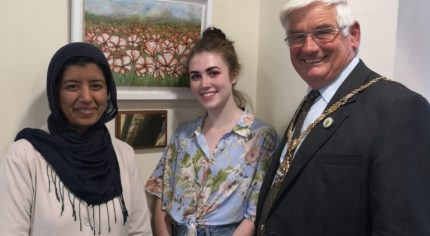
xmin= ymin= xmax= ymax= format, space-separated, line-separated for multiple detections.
xmin=70 ymin=0 xmax=212 ymax=100
xmin=115 ymin=110 xmax=167 ymax=149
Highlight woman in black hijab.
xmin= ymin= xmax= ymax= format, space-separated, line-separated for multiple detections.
xmin=0 ymin=42 xmax=152 ymax=236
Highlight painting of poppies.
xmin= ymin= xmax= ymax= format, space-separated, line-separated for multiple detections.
xmin=80 ymin=0 xmax=208 ymax=88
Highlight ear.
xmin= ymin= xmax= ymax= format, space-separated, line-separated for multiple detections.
xmin=349 ymin=21 xmax=361 ymax=51
xmin=230 ymin=70 xmax=239 ymax=85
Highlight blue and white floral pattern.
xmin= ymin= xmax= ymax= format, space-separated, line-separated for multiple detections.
xmin=145 ymin=110 xmax=278 ymax=227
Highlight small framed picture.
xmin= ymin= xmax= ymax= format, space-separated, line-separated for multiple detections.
xmin=115 ymin=110 xmax=167 ymax=149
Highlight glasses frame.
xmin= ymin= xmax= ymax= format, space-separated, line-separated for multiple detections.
xmin=284 ymin=25 xmax=348 ymax=47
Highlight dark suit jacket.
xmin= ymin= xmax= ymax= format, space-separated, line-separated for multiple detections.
xmin=255 ymin=60 xmax=430 ymax=236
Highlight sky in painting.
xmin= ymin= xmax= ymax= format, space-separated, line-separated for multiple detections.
xmin=85 ymin=0 xmax=203 ymax=21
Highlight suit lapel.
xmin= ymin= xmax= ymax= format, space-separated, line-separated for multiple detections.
xmin=272 ymin=108 xmax=350 ymax=205
xmin=270 ymin=60 xmax=380 ymax=208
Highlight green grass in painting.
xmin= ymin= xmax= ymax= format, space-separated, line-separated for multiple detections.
xmin=113 ymin=71 xmax=189 ymax=87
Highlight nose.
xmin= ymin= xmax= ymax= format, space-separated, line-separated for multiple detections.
xmin=302 ymin=34 xmax=319 ymax=51
xmin=78 ymin=86 xmax=92 ymax=102
xmin=200 ymin=75 xmax=211 ymax=88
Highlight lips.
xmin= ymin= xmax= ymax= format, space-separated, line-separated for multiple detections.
xmin=304 ymin=58 xmax=323 ymax=63
xmin=200 ymin=91 xmax=217 ymax=98
xmin=74 ymin=107 xmax=97 ymax=117
xmin=302 ymin=53 xmax=330 ymax=63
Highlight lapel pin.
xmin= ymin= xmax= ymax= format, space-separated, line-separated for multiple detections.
xmin=322 ymin=117 xmax=334 ymax=129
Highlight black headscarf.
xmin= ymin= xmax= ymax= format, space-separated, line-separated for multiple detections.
xmin=15 ymin=42 xmax=128 ymax=225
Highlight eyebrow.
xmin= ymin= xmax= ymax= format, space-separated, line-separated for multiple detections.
xmin=314 ymin=23 xmax=336 ymax=29
xmin=89 ymin=78 xmax=105 ymax=83
xmin=205 ymin=66 xmax=220 ymax=72
xmin=61 ymin=78 xmax=105 ymax=84
xmin=189 ymin=66 xmax=220 ymax=74
xmin=289 ymin=23 xmax=337 ymax=33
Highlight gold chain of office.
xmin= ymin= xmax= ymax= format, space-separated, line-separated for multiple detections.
xmin=274 ymin=76 xmax=388 ymax=185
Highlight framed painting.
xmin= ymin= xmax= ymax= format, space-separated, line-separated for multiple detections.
xmin=115 ymin=110 xmax=167 ymax=149
xmin=70 ymin=0 xmax=212 ymax=100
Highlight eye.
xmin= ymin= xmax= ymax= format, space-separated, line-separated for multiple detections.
xmin=90 ymin=82 xmax=105 ymax=90
xmin=290 ymin=33 xmax=305 ymax=41
xmin=313 ymin=28 xmax=336 ymax=39
xmin=63 ymin=82 xmax=79 ymax=91
xmin=189 ymin=73 xmax=201 ymax=81
xmin=208 ymin=70 xmax=220 ymax=78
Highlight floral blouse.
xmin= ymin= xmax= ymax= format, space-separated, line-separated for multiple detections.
xmin=145 ymin=109 xmax=278 ymax=229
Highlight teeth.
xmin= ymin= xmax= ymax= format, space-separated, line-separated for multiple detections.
xmin=304 ymin=59 xmax=322 ymax=63
xmin=76 ymin=109 xmax=94 ymax=114
xmin=201 ymin=91 xmax=215 ymax=97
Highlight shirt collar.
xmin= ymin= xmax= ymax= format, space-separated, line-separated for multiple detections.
xmin=232 ymin=109 xmax=255 ymax=138
xmin=310 ymin=57 xmax=360 ymax=104
xmin=192 ymin=108 xmax=255 ymax=138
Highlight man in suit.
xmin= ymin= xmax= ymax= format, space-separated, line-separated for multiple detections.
xmin=255 ymin=0 xmax=430 ymax=235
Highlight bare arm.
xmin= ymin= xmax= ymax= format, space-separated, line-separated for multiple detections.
xmin=154 ymin=198 xmax=172 ymax=236
xmin=232 ymin=219 xmax=255 ymax=236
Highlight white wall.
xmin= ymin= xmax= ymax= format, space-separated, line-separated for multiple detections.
xmin=257 ymin=0 xmax=305 ymax=133
xmin=211 ymin=0 xmax=260 ymax=109
xmin=257 ymin=0 xmax=400 ymax=132
xmin=394 ymin=0 xmax=430 ymax=101
xmin=0 ymin=0 xmax=68 ymax=153
xmin=0 ymin=0 xmax=260 ymax=183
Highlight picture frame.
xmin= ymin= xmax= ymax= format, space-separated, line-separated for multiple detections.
xmin=70 ymin=0 xmax=212 ymax=100
xmin=115 ymin=110 xmax=168 ymax=149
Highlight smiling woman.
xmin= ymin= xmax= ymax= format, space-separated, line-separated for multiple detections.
xmin=58 ymin=59 xmax=108 ymax=133
xmin=0 ymin=42 xmax=152 ymax=236
xmin=145 ymin=27 xmax=280 ymax=236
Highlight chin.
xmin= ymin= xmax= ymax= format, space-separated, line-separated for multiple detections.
xmin=201 ymin=103 xmax=216 ymax=111
xmin=202 ymin=102 xmax=221 ymax=112
xmin=74 ymin=119 xmax=99 ymax=128
xmin=301 ymin=74 xmax=323 ymax=85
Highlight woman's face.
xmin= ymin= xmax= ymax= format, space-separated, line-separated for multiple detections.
xmin=59 ymin=63 xmax=108 ymax=133
xmin=188 ymin=52 xmax=237 ymax=112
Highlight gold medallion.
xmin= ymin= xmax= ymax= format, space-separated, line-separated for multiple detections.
xmin=322 ymin=117 xmax=334 ymax=128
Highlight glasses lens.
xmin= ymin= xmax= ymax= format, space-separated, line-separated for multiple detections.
xmin=286 ymin=33 xmax=305 ymax=46
xmin=286 ymin=26 xmax=344 ymax=47
xmin=313 ymin=27 xmax=340 ymax=43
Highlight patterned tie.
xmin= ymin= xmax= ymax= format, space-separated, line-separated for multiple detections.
xmin=292 ymin=90 xmax=321 ymax=140
xmin=257 ymin=90 xmax=320 ymax=236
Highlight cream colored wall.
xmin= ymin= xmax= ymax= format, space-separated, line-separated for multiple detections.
xmin=256 ymin=0 xmax=400 ymax=133
xmin=211 ymin=0 xmax=260 ymax=109
xmin=0 ymin=0 xmax=261 ymax=183
xmin=394 ymin=0 xmax=430 ymax=101
xmin=257 ymin=0 xmax=304 ymax=133
xmin=0 ymin=0 xmax=69 ymax=153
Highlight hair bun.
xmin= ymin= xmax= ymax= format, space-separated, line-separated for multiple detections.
xmin=202 ymin=27 xmax=226 ymax=40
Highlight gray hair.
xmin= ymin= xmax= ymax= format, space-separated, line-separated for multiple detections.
xmin=280 ymin=0 xmax=355 ymax=36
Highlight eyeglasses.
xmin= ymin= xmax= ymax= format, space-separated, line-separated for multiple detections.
xmin=284 ymin=26 xmax=348 ymax=47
